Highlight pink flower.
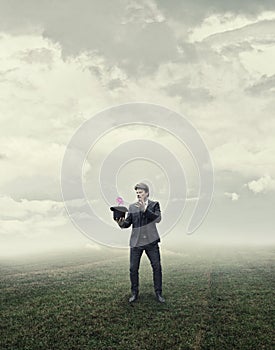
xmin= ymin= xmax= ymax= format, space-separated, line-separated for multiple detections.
xmin=116 ymin=197 xmax=124 ymax=205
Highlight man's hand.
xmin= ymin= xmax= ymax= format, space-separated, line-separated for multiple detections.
xmin=135 ymin=198 xmax=146 ymax=212
xmin=116 ymin=217 xmax=125 ymax=226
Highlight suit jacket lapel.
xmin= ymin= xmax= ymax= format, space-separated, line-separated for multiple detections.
xmin=147 ymin=199 xmax=153 ymax=210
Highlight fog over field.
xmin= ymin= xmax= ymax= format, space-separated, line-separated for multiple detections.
xmin=0 ymin=1 xmax=275 ymax=258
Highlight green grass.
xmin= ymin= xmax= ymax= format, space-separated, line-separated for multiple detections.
xmin=1 ymin=246 xmax=274 ymax=349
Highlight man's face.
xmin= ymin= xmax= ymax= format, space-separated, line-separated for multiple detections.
xmin=135 ymin=189 xmax=148 ymax=201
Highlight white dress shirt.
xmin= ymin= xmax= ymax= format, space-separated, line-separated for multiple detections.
xmin=144 ymin=199 xmax=148 ymax=211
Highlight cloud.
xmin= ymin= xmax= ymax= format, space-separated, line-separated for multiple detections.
xmin=0 ymin=195 xmax=65 ymax=221
xmin=211 ymin=140 xmax=275 ymax=178
xmin=244 ymin=174 xmax=275 ymax=193
xmin=0 ymin=152 xmax=7 ymax=159
xmin=164 ymin=78 xmax=213 ymax=104
xmin=159 ymin=0 xmax=275 ymax=29
xmin=122 ymin=0 xmax=166 ymax=25
xmin=2 ymin=28 xmax=274 ymax=201
xmin=197 ymin=18 xmax=275 ymax=78
xmin=0 ymin=1 xmax=275 ymax=253
xmin=224 ymin=192 xmax=240 ymax=201
xmin=0 ymin=0 xmax=178 ymax=76
xmin=0 ymin=195 xmax=90 ymax=256
xmin=189 ymin=11 xmax=275 ymax=42
xmin=1 ymin=0 xmax=275 ymax=79
xmin=246 ymin=74 xmax=275 ymax=95
xmin=203 ymin=18 xmax=275 ymax=46
xmin=0 ymin=137 xmax=65 ymax=200
xmin=0 ymin=33 xmax=111 ymax=141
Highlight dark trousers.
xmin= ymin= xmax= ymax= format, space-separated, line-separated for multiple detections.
xmin=129 ymin=241 xmax=162 ymax=294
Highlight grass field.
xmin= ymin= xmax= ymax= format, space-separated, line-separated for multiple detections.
xmin=1 ymin=245 xmax=274 ymax=350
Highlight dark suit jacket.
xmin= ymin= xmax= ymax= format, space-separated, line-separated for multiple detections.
xmin=119 ymin=199 xmax=161 ymax=247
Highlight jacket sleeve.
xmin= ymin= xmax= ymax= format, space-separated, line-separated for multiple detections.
xmin=145 ymin=202 xmax=161 ymax=223
xmin=119 ymin=210 xmax=132 ymax=229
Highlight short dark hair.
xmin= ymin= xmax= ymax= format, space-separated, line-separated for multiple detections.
xmin=134 ymin=182 xmax=149 ymax=195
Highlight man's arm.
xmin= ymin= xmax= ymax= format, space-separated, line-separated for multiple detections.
xmin=117 ymin=211 xmax=132 ymax=228
xmin=145 ymin=202 xmax=161 ymax=223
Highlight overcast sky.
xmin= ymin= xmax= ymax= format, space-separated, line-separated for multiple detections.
xmin=0 ymin=1 xmax=275 ymax=256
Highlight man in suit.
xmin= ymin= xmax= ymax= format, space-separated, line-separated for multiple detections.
xmin=116 ymin=183 xmax=165 ymax=303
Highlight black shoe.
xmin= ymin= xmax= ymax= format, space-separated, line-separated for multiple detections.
xmin=156 ymin=292 xmax=165 ymax=303
xmin=129 ymin=292 xmax=138 ymax=303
